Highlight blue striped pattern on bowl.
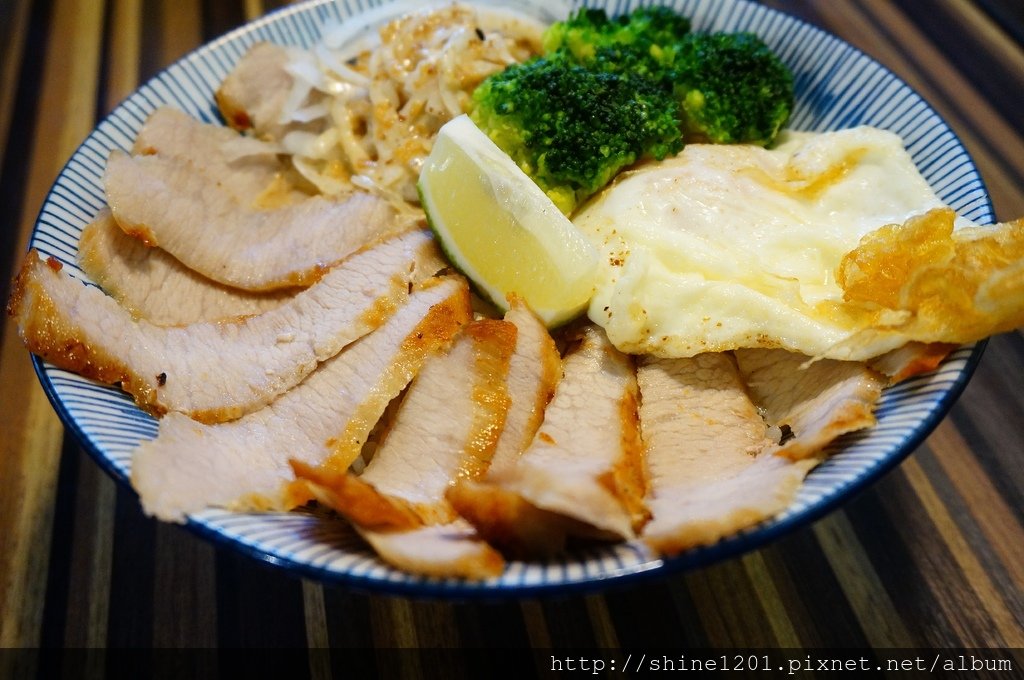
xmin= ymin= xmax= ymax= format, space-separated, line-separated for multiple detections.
xmin=29 ymin=0 xmax=991 ymax=596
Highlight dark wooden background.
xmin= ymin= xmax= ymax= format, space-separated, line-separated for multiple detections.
xmin=1 ymin=0 xmax=1022 ymax=674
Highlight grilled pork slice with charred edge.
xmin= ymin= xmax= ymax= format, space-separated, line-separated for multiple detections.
xmin=358 ymin=522 xmax=504 ymax=579
xmin=79 ymin=209 xmax=295 ymax=325
xmin=216 ymin=42 xmax=302 ymax=139
xmin=868 ymin=342 xmax=957 ymax=384
xmin=449 ymin=325 xmax=647 ymax=558
xmin=292 ymin=319 xmax=516 ymax=579
xmin=486 ymin=295 xmax=561 ymax=476
xmin=104 ymin=151 xmax=415 ymax=290
xmin=133 ymin=106 xmax=309 ymax=208
xmin=10 ymin=231 xmax=446 ymax=423
xmin=129 ymin=276 xmax=471 ymax=522
xmin=636 ymin=354 xmax=815 ymax=556
xmin=734 ymin=349 xmax=887 ymax=460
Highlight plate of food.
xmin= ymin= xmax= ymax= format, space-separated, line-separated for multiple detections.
xmin=10 ymin=0 xmax=1023 ymax=597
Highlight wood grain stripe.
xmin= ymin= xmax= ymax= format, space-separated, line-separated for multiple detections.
xmin=604 ymin=580 xmax=690 ymax=646
xmin=664 ymin=575 xmax=711 ymax=646
xmin=411 ymin=602 xmax=462 ymax=648
xmin=900 ymin=456 xmax=1024 ymax=646
xmin=948 ymin=343 xmax=1024 ymax=512
xmin=303 ymin=582 xmax=332 ymax=680
xmin=370 ymin=598 xmax=422 ymax=678
xmin=741 ymin=552 xmax=801 ymax=648
xmin=0 ymin=0 xmax=33 ymax=163
xmin=370 ymin=597 xmax=419 ymax=648
xmin=159 ymin=0 xmax=202 ymax=67
xmin=754 ymin=546 xmax=832 ymax=647
xmin=975 ymin=0 xmax=1024 ymax=45
xmin=153 ymin=524 xmax=218 ymax=646
xmin=928 ymin=420 xmax=1024 ymax=592
xmin=781 ymin=525 xmax=874 ymax=646
xmin=244 ymin=0 xmax=265 ymax=23
xmin=540 ymin=597 xmax=598 ymax=647
xmin=811 ymin=510 xmax=913 ymax=647
xmin=62 ymin=454 xmax=115 ymax=649
xmin=519 ymin=600 xmax=552 ymax=648
xmin=584 ymin=594 xmax=620 ymax=649
xmin=874 ymin=465 xmax=1009 ymax=646
xmin=321 ymin=588 xmax=373 ymax=649
xmin=0 ymin=363 xmax=64 ymax=649
xmin=0 ymin=0 xmax=106 ymax=647
xmin=105 ymin=0 xmax=142 ymax=113
xmin=685 ymin=560 xmax=776 ymax=647
xmin=946 ymin=0 xmax=1024 ymax=87
xmin=303 ymin=581 xmax=330 ymax=649
xmin=106 ymin=491 xmax=156 ymax=647
xmin=912 ymin=441 xmax=1024 ymax=634
xmin=56 ymin=0 xmax=105 ymax=162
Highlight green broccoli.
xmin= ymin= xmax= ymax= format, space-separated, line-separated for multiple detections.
xmin=670 ymin=32 xmax=794 ymax=146
xmin=466 ymin=7 xmax=794 ymax=214
xmin=470 ymin=56 xmax=682 ymax=215
xmin=542 ymin=7 xmax=691 ymax=82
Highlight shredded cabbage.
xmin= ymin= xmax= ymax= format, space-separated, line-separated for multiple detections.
xmin=273 ymin=3 xmax=544 ymax=207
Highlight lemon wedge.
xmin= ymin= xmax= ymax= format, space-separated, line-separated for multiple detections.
xmin=418 ymin=115 xmax=599 ymax=328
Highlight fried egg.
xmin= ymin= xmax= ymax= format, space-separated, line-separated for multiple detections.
xmin=573 ymin=126 xmax=956 ymax=359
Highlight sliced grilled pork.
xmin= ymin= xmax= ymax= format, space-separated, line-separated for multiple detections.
xmin=486 ymin=296 xmax=561 ymax=476
xmin=291 ymin=320 xmax=516 ymax=579
xmin=104 ymin=151 xmax=414 ymax=290
xmin=360 ymin=522 xmax=504 ymax=580
xmin=868 ymin=342 xmax=956 ymax=383
xmin=129 ymin=277 xmax=471 ymax=522
xmin=359 ymin=320 xmax=516 ymax=516
xmin=734 ymin=348 xmax=886 ymax=460
xmin=11 ymin=231 xmax=445 ymax=422
xmin=291 ymin=463 xmax=504 ymax=579
xmin=637 ymin=353 xmax=813 ymax=556
xmin=133 ymin=106 xmax=307 ymax=207
xmin=79 ymin=209 xmax=294 ymax=325
xmin=450 ymin=325 xmax=646 ymax=557
xmin=215 ymin=42 xmax=301 ymax=139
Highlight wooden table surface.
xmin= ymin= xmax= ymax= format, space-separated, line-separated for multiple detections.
xmin=1 ymin=0 xmax=1023 ymax=674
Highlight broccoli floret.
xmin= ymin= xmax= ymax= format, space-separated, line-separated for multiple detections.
xmin=465 ymin=8 xmax=794 ymax=213
xmin=670 ymin=32 xmax=794 ymax=146
xmin=471 ymin=56 xmax=682 ymax=214
xmin=542 ymin=10 xmax=793 ymax=147
xmin=542 ymin=7 xmax=690 ymax=60
xmin=542 ymin=7 xmax=690 ymax=82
